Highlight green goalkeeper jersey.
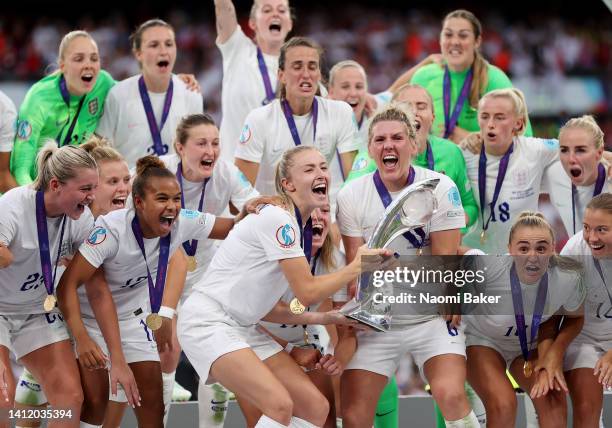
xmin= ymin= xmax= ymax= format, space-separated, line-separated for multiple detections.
xmin=10 ymin=70 xmax=115 ymax=185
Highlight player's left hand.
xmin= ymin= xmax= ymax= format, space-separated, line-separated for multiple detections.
xmin=533 ymin=350 xmax=568 ymax=395
xmin=177 ymin=74 xmax=201 ymax=93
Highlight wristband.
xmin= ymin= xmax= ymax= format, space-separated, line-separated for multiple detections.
xmin=158 ymin=306 xmax=176 ymax=319
xmin=284 ymin=342 xmax=295 ymax=354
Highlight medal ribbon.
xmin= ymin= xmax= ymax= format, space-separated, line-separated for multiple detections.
xmin=571 ymin=163 xmax=606 ymax=234
xmin=443 ymin=65 xmax=473 ymax=138
xmin=138 ymin=76 xmax=173 ymax=156
xmin=176 ymin=162 xmax=209 ymax=257
xmin=57 ymin=75 xmax=86 ymax=147
xmin=373 ymin=168 xmax=426 ymax=250
xmin=35 ymin=191 xmax=67 ymax=297
xmin=131 ymin=215 xmax=171 ymax=315
xmin=256 ymin=47 xmax=276 ymax=104
xmin=281 ymin=98 xmax=318 ymax=147
xmin=425 ymin=140 xmax=435 ymax=171
xmin=478 ymin=143 xmax=514 ymax=236
xmin=295 ymin=206 xmax=313 ymax=264
xmin=509 ymin=263 xmax=548 ymax=364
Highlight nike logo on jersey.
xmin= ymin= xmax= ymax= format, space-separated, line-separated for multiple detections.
xmin=375 ymin=409 xmax=395 ymax=417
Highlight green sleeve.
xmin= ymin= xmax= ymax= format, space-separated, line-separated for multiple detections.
xmin=10 ymin=91 xmax=46 ymax=185
xmin=486 ymin=65 xmax=532 ymax=136
xmin=345 ymin=148 xmax=377 ymax=183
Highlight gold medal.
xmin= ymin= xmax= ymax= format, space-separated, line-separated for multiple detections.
xmin=289 ymin=298 xmax=306 ymax=315
xmin=146 ymin=313 xmax=163 ymax=331
xmin=186 ymin=256 xmax=197 ymax=272
xmin=523 ymin=360 xmax=533 ymax=378
xmin=480 ymin=230 xmax=487 ymax=245
xmin=43 ymin=294 xmax=56 ymax=312
xmin=303 ymin=328 xmax=310 ymax=345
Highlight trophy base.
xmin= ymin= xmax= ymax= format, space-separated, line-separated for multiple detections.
xmin=346 ymin=311 xmax=390 ymax=332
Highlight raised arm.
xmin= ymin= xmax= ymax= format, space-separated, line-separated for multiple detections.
xmin=214 ymin=0 xmax=239 ymax=44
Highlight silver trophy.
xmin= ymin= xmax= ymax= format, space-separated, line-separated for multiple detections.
xmin=340 ymin=178 xmax=440 ymax=331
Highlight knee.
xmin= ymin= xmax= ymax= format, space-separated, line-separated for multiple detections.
xmin=82 ymin=390 xmax=108 ymax=422
xmin=573 ymin=398 xmax=600 ymax=420
xmin=261 ymin=393 xmax=293 ymax=422
xmin=484 ymin=393 xmax=517 ymax=421
xmin=302 ymin=388 xmax=330 ymax=423
xmin=431 ymin=383 xmax=467 ymax=411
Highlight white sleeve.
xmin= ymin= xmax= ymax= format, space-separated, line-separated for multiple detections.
xmin=561 ymin=271 xmax=586 ymax=313
xmin=0 ymin=95 xmax=17 ymax=152
xmin=336 ymin=184 xmax=362 ymax=238
xmin=71 ymin=209 xmax=95 ymax=253
xmin=78 ymin=224 xmax=120 ymax=269
xmin=255 ymin=207 xmax=305 ymax=262
xmin=178 ymin=209 xmax=216 ymax=241
xmin=334 ymin=102 xmax=360 ymax=154
xmin=217 ymin=26 xmax=251 ymax=71
xmin=430 ymin=178 xmax=466 ymax=233
xmin=0 ymin=199 xmax=16 ymax=246
xmin=188 ymin=89 xmax=204 ymax=114
xmin=96 ymin=89 xmax=119 ymax=140
xmin=536 ymin=138 xmax=560 ymax=168
xmin=228 ymin=163 xmax=260 ymax=210
xmin=234 ymin=111 xmax=265 ymax=162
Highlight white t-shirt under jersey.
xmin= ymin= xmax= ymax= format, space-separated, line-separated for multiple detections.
xmin=0 ymin=91 xmax=16 ymax=152
xmin=561 ymin=232 xmax=612 ymax=343
xmin=217 ymin=26 xmax=278 ymax=162
xmin=337 ymin=167 xmax=465 ymax=326
xmin=96 ymin=74 xmax=203 ymax=168
xmin=77 ymin=208 xmax=215 ymax=319
xmin=159 ymin=154 xmax=259 ymax=286
xmin=235 ymin=96 xmax=359 ymax=210
xmin=544 ymin=161 xmax=611 ymax=236
xmin=193 ymin=205 xmax=305 ymax=326
xmin=461 ymin=136 xmax=559 ymax=255
xmin=0 ymin=186 xmax=94 ymax=314
xmin=464 ymin=255 xmax=584 ymax=353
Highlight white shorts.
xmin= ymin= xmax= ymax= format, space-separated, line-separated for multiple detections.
xmin=81 ymin=308 xmax=159 ymax=364
xmin=564 ymin=334 xmax=612 ymax=371
xmin=465 ymin=331 xmax=524 ymax=368
xmin=178 ymin=292 xmax=282 ymax=385
xmin=346 ymin=317 xmax=466 ymax=380
xmin=0 ymin=312 xmax=70 ymax=359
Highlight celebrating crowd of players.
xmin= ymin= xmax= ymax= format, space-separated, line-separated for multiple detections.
xmin=0 ymin=1 xmax=611 ymax=428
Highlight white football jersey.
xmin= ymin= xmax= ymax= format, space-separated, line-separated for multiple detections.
xmin=217 ymin=27 xmax=278 ymax=162
xmin=0 ymin=186 xmax=94 ymax=314
xmin=96 ymin=74 xmax=203 ymax=168
xmin=0 ymin=90 xmax=16 ymax=152
xmin=461 ymin=136 xmax=559 ymax=254
xmin=561 ymin=232 xmax=612 ymax=343
xmin=192 ymin=205 xmax=305 ymax=326
xmin=77 ymin=207 xmax=215 ymax=318
xmin=159 ymin=154 xmax=259 ymax=287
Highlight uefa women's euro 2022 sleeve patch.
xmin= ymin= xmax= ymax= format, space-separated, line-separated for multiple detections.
xmin=180 ymin=209 xmax=200 ymax=219
xmin=275 ymin=223 xmax=297 ymax=249
xmin=239 ymin=124 xmax=252 ymax=145
xmin=86 ymin=226 xmax=107 ymax=246
xmin=15 ymin=119 xmax=32 ymax=140
xmin=448 ymin=186 xmax=462 ymax=208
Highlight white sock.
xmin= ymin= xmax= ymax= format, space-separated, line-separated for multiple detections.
xmin=162 ymin=370 xmax=176 ymax=426
xmin=254 ymin=415 xmax=289 ymax=428
xmin=524 ymin=394 xmax=539 ymax=428
xmin=444 ymin=410 xmax=480 ymax=428
xmin=14 ymin=368 xmax=47 ymax=406
xmin=599 ymin=409 xmax=605 ymax=428
xmin=79 ymin=423 xmax=102 ymax=428
xmin=465 ymin=383 xmax=486 ymax=427
xmin=198 ymin=381 xmax=229 ymax=428
xmin=289 ymin=416 xmax=320 ymax=428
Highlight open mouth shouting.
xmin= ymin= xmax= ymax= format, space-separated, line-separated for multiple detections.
xmin=589 ymin=241 xmax=606 ymax=256
xmin=159 ymin=213 xmax=176 ymax=234
xmin=111 ymin=196 xmax=127 ymax=210
xmin=269 ymin=20 xmax=282 ymax=34
xmin=299 ymin=81 xmax=314 ymax=94
xmin=382 ymin=154 xmax=399 ymax=170
xmin=157 ymin=59 xmax=171 ymax=72
xmin=81 ymin=72 xmax=95 ymax=88
xmin=200 ymin=158 xmax=214 ymax=171
xmin=311 ymin=181 xmax=327 ymax=200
